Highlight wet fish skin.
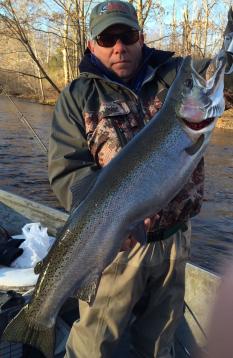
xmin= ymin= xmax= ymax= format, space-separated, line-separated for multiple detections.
xmin=2 ymin=55 xmax=227 ymax=358
xmin=178 ymin=52 xmax=226 ymax=123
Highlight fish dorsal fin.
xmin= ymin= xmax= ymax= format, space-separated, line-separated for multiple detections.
xmin=71 ymin=170 xmax=100 ymax=209
xmin=75 ymin=275 xmax=101 ymax=305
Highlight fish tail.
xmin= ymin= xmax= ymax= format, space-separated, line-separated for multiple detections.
xmin=2 ymin=305 xmax=55 ymax=358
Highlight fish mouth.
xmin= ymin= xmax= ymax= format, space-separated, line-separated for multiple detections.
xmin=182 ymin=117 xmax=215 ymax=130
xmin=178 ymin=53 xmax=226 ymax=132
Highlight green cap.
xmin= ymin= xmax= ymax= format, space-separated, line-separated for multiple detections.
xmin=89 ymin=1 xmax=140 ymax=39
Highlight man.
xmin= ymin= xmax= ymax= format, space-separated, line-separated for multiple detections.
xmin=48 ymin=2 xmax=231 ymax=357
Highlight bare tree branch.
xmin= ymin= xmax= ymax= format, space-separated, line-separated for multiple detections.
xmin=0 ymin=67 xmax=46 ymax=79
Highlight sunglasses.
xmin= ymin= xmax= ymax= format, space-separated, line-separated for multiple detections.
xmin=95 ymin=30 xmax=140 ymax=47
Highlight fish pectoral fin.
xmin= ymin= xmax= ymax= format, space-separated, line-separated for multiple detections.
xmin=71 ymin=169 xmax=101 ymax=210
xmin=75 ymin=275 xmax=101 ymax=306
xmin=34 ymin=259 xmax=45 ymax=274
xmin=131 ymin=222 xmax=147 ymax=245
xmin=2 ymin=305 xmax=55 ymax=358
xmin=34 ymin=255 xmax=50 ymax=274
xmin=185 ymin=134 xmax=205 ymax=155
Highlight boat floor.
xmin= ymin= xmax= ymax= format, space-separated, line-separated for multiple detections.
xmin=0 ymin=291 xmax=202 ymax=358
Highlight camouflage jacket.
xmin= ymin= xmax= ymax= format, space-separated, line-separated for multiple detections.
xmin=48 ymin=46 xmax=205 ymax=231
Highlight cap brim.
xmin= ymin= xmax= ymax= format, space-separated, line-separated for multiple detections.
xmin=91 ymin=15 xmax=141 ymax=38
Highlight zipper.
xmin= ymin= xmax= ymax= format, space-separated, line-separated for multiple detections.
xmin=110 ymin=118 xmax=128 ymax=147
xmin=141 ymin=56 xmax=175 ymax=88
xmin=80 ymin=72 xmax=139 ymax=100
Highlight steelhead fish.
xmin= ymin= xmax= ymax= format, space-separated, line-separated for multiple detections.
xmin=2 ymin=53 xmax=228 ymax=357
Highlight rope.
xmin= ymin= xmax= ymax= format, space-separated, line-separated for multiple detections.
xmin=174 ymin=301 xmax=208 ymax=357
xmin=0 ymin=87 xmax=48 ymax=154
xmin=175 ymin=335 xmax=191 ymax=357
xmin=185 ymin=301 xmax=208 ymax=340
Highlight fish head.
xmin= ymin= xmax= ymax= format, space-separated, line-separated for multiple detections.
xmin=224 ymin=31 xmax=233 ymax=55
xmin=224 ymin=31 xmax=233 ymax=74
xmin=224 ymin=6 xmax=233 ymax=74
xmin=176 ymin=53 xmax=226 ymax=142
xmin=224 ymin=6 xmax=233 ymax=54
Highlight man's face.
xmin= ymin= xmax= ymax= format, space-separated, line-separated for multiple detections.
xmin=88 ymin=24 xmax=144 ymax=82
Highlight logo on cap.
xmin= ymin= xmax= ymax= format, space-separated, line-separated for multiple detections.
xmin=100 ymin=2 xmax=130 ymax=15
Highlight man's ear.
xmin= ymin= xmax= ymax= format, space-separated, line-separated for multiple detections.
xmin=88 ymin=40 xmax=95 ymax=54
xmin=139 ymin=32 xmax=144 ymax=47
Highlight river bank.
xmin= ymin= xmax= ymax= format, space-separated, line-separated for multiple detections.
xmin=216 ymin=109 xmax=233 ymax=129
xmin=1 ymin=91 xmax=57 ymax=106
xmin=4 ymin=92 xmax=233 ymax=129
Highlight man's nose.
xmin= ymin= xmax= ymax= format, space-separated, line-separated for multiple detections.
xmin=113 ymin=39 xmax=126 ymax=53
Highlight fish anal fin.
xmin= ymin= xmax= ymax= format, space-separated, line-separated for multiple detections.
xmin=2 ymin=305 xmax=55 ymax=358
xmin=75 ymin=275 xmax=101 ymax=306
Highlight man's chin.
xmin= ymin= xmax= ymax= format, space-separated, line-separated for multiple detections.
xmin=112 ymin=69 xmax=134 ymax=82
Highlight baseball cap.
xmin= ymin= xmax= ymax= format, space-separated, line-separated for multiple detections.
xmin=89 ymin=1 xmax=141 ymax=39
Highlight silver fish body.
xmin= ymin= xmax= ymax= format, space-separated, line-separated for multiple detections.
xmin=2 ymin=55 xmax=227 ymax=358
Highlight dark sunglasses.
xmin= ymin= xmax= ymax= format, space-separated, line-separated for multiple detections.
xmin=95 ymin=30 xmax=140 ymax=47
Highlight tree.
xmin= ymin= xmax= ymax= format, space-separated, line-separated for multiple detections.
xmin=0 ymin=0 xmax=61 ymax=94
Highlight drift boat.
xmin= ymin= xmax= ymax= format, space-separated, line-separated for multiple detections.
xmin=0 ymin=189 xmax=220 ymax=357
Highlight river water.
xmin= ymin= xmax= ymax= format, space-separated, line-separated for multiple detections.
xmin=0 ymin=96 xmax=232 ymax=273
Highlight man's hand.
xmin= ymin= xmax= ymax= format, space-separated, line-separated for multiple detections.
xmin=144 ymin=214 xmax=160 ymax=232
xmin=120 ymin=214 xmax=160 ymax=252
xmin=120 ymin=234 xmax=138 ymax=251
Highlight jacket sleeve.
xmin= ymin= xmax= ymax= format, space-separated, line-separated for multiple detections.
xmin=48 ymin=83 xmax=99 ymax=211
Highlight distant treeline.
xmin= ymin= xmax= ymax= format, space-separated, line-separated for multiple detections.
xmin=0 ymin=0 xmax=231 ymax=103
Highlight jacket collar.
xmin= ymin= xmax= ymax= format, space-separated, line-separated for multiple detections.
xmin=79 ymin=45 xmax=174 ymax=93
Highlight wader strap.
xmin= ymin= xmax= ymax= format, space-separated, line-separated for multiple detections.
xmin=147 ymin=222 xmax=188 ymax=242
